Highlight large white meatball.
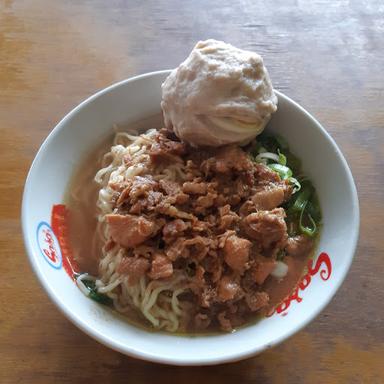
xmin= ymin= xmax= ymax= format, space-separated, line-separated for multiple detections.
xmin=161 ymin=39 xmax=278 ymax=147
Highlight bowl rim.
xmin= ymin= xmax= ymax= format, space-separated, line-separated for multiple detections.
xmin=21 ymin=70 xmax=360 ymax=365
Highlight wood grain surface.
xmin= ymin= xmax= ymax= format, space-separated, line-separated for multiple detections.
xmin=1 ymin=0 xmax=383 ymax=382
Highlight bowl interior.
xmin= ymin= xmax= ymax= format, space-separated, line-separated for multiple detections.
xmin=22 ymin=70 xmax=359 ymax=365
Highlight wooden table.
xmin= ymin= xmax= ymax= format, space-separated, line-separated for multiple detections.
xmin=1 ymin=0 xmax=383 ymax=382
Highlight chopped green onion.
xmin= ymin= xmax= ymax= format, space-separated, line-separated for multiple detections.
xmin=288 ymin=177 xmax=301 ymax=193
xmin=268 ymin=163 xmax=293 ymax=180
xmin=82 ymin=279 xmax=113 ymax=306
xmin=88 ymin=291 xmax=113 ymax=305
xmin=290 ymin=186 xmax=312 ymax=213
xmin=306 ymin=199 xmax=322 ymax=222
xmin=277 ymin=149 xmax=287 ymax=166
xmin=82 ymin=278 xmax=96 ymax=290
xmin=253 ymin=133 xmax=321 ymax=239
xmin=255 ymin=152 xmax=280 ymax=164
xmin=299 ymin=200 xmax=317 ymax=237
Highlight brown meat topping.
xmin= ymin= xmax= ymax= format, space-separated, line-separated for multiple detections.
xmin=149 ymin=130 xmax=186 ymax=162
xmin=250 ymin=255 xmax=277 ymax=285
xmin=254 ymin=163 xmax=281 ymax=182
xmin=194 ymin=313 xmax=211 ymax=330
xmin=182 ymin=181 xmax=207 ymax=195
xmin=218 ymin=204 xmax=240 ymax=231
xmin=183 ymin=237 xmax=211 ymax=261
xmin=117 ymin=257 xmax=150 ymax=285
xmin=223 ymin=235 xmax=252 ymax=274
xmin=251 ymin=183 xmax=287 ymax=210
xmin=285 ymin=235 xmax=314 ymax=258
xmin=106 ymin=214 xmax=156 ymax=248
xmin=162 ymin=219 xmax=190 ymax=240
xmin=242 ymin=208 xmax=288 ymax=251
xmin=217 ymin=276 xmax=242 ymax=302
xmin=201 ymin=145 xmax=253 ymax=174
xmin=245 ymin=291 xmax=270 ymax=312
xmin=102 ymin=130 xmax=314 ymax=332
xmin=148 ymin=253 xmax=173 ymax=280
xmin=217 ymin=311 xmax=233 ymax=332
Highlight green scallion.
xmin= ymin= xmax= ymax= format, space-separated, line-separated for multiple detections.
xmin=299 ymin=200 xmax=317 ymax=237
xmin=82 ymin=279 xmax=113 ymax=306
xmin=277 ymin=149 xmax=287 ymax=166
xmin=290 ymin=186 xmax=312 ymax=213
xmin=268 ymin=163 xmax=293 ymax=180
xmin=255 ymin=152 xmax=280 ymax=164
xmin=288 ymin=177 xmax=301 ymax=193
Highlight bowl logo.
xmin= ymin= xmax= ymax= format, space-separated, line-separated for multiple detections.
xmin=36 ymin=221 xmax=62 ymax=269
xmin=267 ymin=252 xmax=332 ymax=317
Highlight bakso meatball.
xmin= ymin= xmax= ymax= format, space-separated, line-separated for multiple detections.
xmin=161 ymin=39 xmax=278 ymax=147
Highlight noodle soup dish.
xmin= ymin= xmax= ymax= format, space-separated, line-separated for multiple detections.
xmin=69 ymin=125 xmax=322 ymax=333
xmin=22 ymin=70 xmax=359 ymax=365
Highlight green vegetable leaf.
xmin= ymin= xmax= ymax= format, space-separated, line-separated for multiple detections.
xmin=253 ymin=133 xmax=321 ymax=240
xmin=277 ymin=149 xmax=287 ymax=166
xmin=82 ymin=278 xmax=113 ymax=306
xmin=268 ymin=163 xmax=292 ymax=180
xmin=288 ymin=177 xmax=301 ymax=193
xmin=290 ymin=186 xmax=312 ymax=213
xmin=89 ymin=291 xmax=113 ymax=305
xmin=299 ymin=201 xmax=317 ymax=237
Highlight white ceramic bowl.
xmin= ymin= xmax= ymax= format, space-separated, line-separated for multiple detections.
xmin=22 ymin=70 xmax=359 ymax=365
